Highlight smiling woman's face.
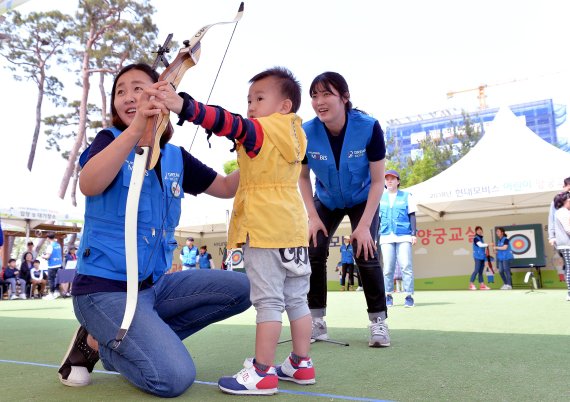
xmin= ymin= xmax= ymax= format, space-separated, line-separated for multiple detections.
xmin=113 ymin=69 xmax=154 ymax=127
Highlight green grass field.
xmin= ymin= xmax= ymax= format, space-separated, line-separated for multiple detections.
xmin=1 ymin=289 xmax=569 ymax=401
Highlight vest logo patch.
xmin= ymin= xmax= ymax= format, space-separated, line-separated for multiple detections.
xmin=170 ymin=181 xmax=181 ymax=197
xmin=348 ymin=149 xmax=366 ymax=158
xmin=308 ymin=151 xmax=327 ymax=161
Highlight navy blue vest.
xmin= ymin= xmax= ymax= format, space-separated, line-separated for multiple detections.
xmin=304 ymin=110 xmax=375 ymax=210
xmin=379 ymin=191 xmax=412 ymax=236
xmin=48 ymin=242 xmax=62 ymax=268
xmin=77 ymin=127 xmax=184 ymax=282
xmin=472 ymin=234 xmax=486 ymax=261
xmin=496 ymin=237 xmax=513 ymax=261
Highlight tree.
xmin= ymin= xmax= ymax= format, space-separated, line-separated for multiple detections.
xmin=386 ymin=111 xmax=482 ymax=188
xmin=57 ymin=0 xmax=158 ymax=204
xmin=0 ymin=10 xmax=73 ymax=171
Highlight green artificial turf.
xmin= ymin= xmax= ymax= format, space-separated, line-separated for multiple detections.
xmin=1 ymin=289 xmax=569 ymax=401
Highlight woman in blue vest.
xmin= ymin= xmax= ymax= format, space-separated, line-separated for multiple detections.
xmin=299 ymin=71 xmax=389 ymax=348
xmin=470 ymin=226 xmax=491 ymax=290
xmin=493 ymin=227 xmax=513 ymax=290
xmin=57 ymin=64 xmax=251 ymax=397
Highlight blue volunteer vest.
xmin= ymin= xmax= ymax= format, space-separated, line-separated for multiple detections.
xmin=198 ymin=252 xmax=211 ymax=269
xmin=182 ymin=246 xmax=198 ymax=266
xmin=379 ymin=191 xmax=412 ymax=236
xmin=77 ymin=127 xmax=184 ymax=282
xmin=304 ymin=110 xmax=375 ymax=210
xmin=340 ymin=244 xmax=354 ymax=264
xmin=48 ymin=242 xmax=62 ymax=268
xmin=472 ymin=234 xmax=486 ymax=261
xmin=496 ymin=237 xmax=514 ymax=261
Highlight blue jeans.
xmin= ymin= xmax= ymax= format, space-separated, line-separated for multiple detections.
xmin=381 ymin=242 xmax=414 ymax=295
xmin=73 ymin=269 xmax=251 ymax=397
xmin=497 ymin=259 xmax=512 ymax=285
xmin=470 ymin=259 xmax=485 ymax=283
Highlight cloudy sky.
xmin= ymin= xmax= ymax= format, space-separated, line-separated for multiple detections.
xmin=1 ymin=0 xmax=569 ymax=226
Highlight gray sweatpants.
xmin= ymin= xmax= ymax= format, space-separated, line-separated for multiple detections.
xmin=243 ymin=242 xmax=311 ymax=323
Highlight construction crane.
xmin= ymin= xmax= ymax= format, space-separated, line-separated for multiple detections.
xmin=446 ymin=78 xmax=524 ymax=110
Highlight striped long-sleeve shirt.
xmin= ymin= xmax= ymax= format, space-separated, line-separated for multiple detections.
xmin=178 ymin=92 xmax=264 ymax=158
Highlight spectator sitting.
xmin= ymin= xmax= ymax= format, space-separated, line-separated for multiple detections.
xmin=20 ymin=251 xmax=34 ymax=292
xmin=30 ymin=259 xmax=47 ymax=298
xmin=4 ymin=258 xmax=27 ymax=300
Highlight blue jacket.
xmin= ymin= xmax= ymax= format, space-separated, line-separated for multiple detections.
xmin=340 ymin=243 xmax=354 ymax=264
xmin=473 ymin=234 xmax=486 ymax=261
xmin=496 ymin=237 xmax=513 ymax=261
xmin=379 ymin=191 xmax=412 ymax=236
xmin=47 ymin=242 xmax=63 ymax=268
xmin=77 ymin=127 xmax=184 ymax=282
xmin=304 ymin=110 xmax=375 ymax=210
xmin=182 ymin=246 xmax=198 ymax=266
xmin=198 ymin=252 xmax=212 ymax=269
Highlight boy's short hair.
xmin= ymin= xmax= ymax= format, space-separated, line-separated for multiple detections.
xmin=27 ymin=241 xmax=34 ymax=246
xmin=200 ymin=246 xmax=207 ymax=250
xmin=249 ymin=67 xmax=301 ymax=113
xmin=47 ymin=233 xmax=56 ymax=240
xmin=8 ymin=258 xmax=16 ymax=263
xmin=33 ymin=259 xmax=40 ymax=265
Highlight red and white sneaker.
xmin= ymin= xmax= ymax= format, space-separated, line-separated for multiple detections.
xmin=275 ymin=354 xmax=315 ymax=385
xmin=479 ymin=283 xmax=491 ymax=290
xmin=218 ymin=358 xmax=278 ymax=395
xmin=469 ymin=283 xmax=477 ymax=290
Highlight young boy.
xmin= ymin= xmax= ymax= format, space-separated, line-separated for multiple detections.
xmin=30 ymin=259 xmax=47 ymax=298
xmin=4 ymin=258 xmax=27 ymax=300
xmin=155 ymin=67 xmax=315 ymax=395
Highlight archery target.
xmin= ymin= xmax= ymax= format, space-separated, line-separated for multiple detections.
xmin=229 ymin=248 xmax=244 ymax=269
xmin=507 ymin=229 xmax=536 ymax=259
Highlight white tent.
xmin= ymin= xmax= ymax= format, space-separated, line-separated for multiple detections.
xmin=406 ymin=106 xmax=569 ymax=222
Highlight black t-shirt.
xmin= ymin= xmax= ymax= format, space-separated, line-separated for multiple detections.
xmin=73 ymin=129 xmax=217 ymax=295
xmin=302 ymin=115 xmax=386 ymax=169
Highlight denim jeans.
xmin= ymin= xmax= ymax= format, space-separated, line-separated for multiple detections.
xmin=381 ymin=241 xmax=414 ymax=295
xmin=470 ymin=259 xmax=485 ymax=283
xmin=73 ymin=269 xmax=251 ymax=397
xmin=497 ymin=259 xmax=512 ymax=286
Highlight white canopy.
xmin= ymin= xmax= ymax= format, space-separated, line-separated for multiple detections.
xmin=406 ymin=106 xmax=568 ymax=221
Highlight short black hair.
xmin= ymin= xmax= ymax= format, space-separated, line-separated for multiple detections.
xmin=33 ymin=259 xmax=40 ymax=264
xmin=564 ymin=177 xmax=570 ymax=187
xmin=8 ymin=258 xmax=16 ymax=263
xmin=47 ymin=233 xmax=56 ymax=240
xmin=249 ymin=67 xmax=301 ymax=113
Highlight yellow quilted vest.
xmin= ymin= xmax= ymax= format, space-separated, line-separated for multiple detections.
xmin=228 ymin=113 xmax=308 ymax=248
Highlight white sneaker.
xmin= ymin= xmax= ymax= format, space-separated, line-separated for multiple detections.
xmin=44 ymin=293 xmax=56 ymax=300
xmin=356 ymin=286 xmax=363 ymax=291
xmin=369 ymin=317 xmax=390 ymax=347
xmin=10 ymin=294 xmax=17 ymax=300
xmin=54 ymin=290 xmax=61 ymax=299
xmin=566 ymin=294 xmax=570 ymax=301
xmin=19 ymin=293 xmax=27 ymax=300
xmin=218 ymin=358 xmax=278 ymax=395
xmin=500 ymin=285 xmax=507 ymax=290
xmin=311 ymin=318 xmax=329 ymax=343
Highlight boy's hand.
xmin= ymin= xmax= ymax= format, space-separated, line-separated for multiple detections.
xmin=150 ymin=81 xmax=184 ymax=114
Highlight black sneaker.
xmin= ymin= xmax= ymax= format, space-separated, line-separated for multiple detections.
xmin=58 ymin=326 xmax=100 ymax=387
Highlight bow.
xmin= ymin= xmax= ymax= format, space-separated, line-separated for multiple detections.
xmin=113 ymin=2 xmax=245 ymax=349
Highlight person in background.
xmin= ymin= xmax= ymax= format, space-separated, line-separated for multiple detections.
xmin=299 ymin=71 xmax=389 ymax=348
xmin=493 ymin=227 xmax=513 ymax=290
xmin=42 ymin=233 xmax=63 ymax=300
xmin=469 ymin=226 xmax=491 ymax=290
xmin=4 ymin=258 xmax=27 ymax=299
xmin=339 ymin=235 xmax=355 ymax=291
xmin=22 ymin=240 xmax=38 ymax=261
xmin=198 ymin=246 xmax=214 ymax=269
xmin=548 ymin=178 xmax=570 ymax=275
xmin=30 ymin=259 xmax=47 ymax=298
xmin=56 ymin=63 xmax=250 ymax=396
xmin=552 ymin=191 xmax=570 ymax=301
xmin=379 ymin=169 xmax=417 ymax=308
xmin=20 ymin=251 xmax=34 ymax=287
xmin=180 ymin=237 xmax=198 ymax=270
